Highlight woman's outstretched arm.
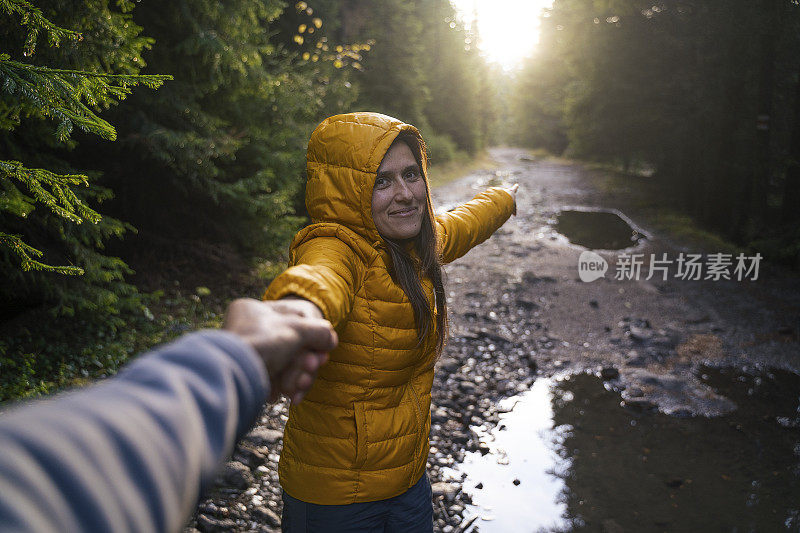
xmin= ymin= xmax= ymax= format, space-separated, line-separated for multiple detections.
xmin=435 ymin=185 xmax=518 ymax=264
xmin=263 ymin=236 xmax=365 ymax=329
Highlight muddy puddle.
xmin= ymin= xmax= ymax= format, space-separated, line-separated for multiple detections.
xmin=443 ymin=368 xmax=800 ymax=532
xmin=554 ymin=209 xmax=646 ymax=250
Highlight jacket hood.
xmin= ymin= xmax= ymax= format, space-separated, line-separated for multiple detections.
xmin=305 ymin=112 xmax=430 ymax=248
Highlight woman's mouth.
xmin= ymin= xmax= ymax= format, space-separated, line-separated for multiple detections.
xmin=389 ymin=207 xmax=417 ymax=217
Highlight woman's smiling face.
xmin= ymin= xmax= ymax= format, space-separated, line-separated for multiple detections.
xmin=371 ymin=140 xmax=427 ymax=240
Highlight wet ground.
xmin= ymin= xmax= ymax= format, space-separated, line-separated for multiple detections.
xmin=443 ymin=369 xmax=800 ymax=532
xmin=187 ymin=148 xmax=800 ymax=532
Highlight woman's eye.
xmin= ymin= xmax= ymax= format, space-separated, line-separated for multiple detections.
xmin=375 ymin=177 xmax=389 ymax=188
xmin=404 ymin=170 xmax=419 ymax=180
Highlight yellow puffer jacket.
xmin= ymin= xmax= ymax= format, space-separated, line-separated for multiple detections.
xmin=263 ymin=112 xmax=515 ymax=505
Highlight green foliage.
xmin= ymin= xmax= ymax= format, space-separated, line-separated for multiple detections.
xmin=424 ymin=131 xmax=459 ymax=166
xmin=335 ymin=0 xmax=492 ymax=153
xmin=509 ymin=28 xmax=569 ymax=154
xmin=0 ymin=315 xmax=135 ymax=401
xmin=1 ymin=0 xmax=168 ymax=290
xmin=1 ymin=159 xmax=97 ymax=226
xmin=88 ymin=0 xmax=355 ymax=262
xmin=344 ymin=0 xmax=429 ymax=127
xmin=420 ymin=0 xmax=483 ymax=153
xmin=0 ymin=287 xmax=224 ymax=402
xmin=0 ymin=1 xmax=171 ymax=404
xmin=0 ymin=55 xmax=168 ymax=142
xmin=0 ymin=232 xmax=82 ymax=274
xmin=0 ymin=159 xmax=95 ymax=274
xmin=0 ymin=0 xmax=81 ymax=56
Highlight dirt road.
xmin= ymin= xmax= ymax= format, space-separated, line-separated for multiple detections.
xmin=433 ymin=147 xmax=800 ymax=417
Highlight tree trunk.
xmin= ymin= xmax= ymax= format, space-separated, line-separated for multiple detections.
xmin=735 ymin=0 xmax=776 ymax=240
xmin=781 ymin=66 xmax=800 ymax=227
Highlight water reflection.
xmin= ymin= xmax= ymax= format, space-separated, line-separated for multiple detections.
xmin=443 ymin=378 xmax=571 ymax=532
xmin=447 ymin=369 xmax=800 ymax=532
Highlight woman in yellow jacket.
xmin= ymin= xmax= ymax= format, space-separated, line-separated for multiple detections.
xmin=263 ymin=112 xmax=517 ymax=531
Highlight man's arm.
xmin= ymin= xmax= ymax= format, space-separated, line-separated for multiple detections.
xmin=0 ymin=330 xmax=264 ymax=532
xmin=0 ymin=299 xmax=336 ymax=533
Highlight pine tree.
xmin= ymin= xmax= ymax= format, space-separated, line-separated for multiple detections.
xmin=335 ymin=0 xmax=495 ymax=159
xmin=511 ymin=0 xmax=800 ymax=264
xmin=82 ymin=0 xmax=356 ymax=278
xmin=343 ymin=0 xmax=429 ymax=128
xmin=420 ymin=0 xmax=483 ymax=154
xmin=0 ymin=0 xmax=169 ymax=279
xmin=0 ymin=0 xmax=170 ymax=400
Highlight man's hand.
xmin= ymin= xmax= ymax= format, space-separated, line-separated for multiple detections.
xmin=223 ymin=298 xmax=336 ymax=404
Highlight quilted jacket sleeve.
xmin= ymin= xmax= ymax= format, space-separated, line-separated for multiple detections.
xmin=435 ymin=186 xmax=516 ymax=265
xmin=263 ymin=237 xmax=364 ymax=328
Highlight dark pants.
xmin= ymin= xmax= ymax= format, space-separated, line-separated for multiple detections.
xmin=280 ymin=473 xmax=434 ymax=532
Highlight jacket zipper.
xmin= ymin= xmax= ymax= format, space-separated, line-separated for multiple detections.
xmin=407 ymin=381 xmax=425 ymax=487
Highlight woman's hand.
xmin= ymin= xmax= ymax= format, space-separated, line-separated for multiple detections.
xmin=506 ymin=183 xmax=519 ymax=215
xmin=223 ymin=298 xmax=335 ymax=404
xmin=273 ymin=295 xmax=325 ymax=320
xmin=506 ymin=183 xmax=519 ymax=201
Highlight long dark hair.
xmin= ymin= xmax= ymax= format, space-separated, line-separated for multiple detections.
xmin=381 ymin=131 xmax=448 ymax=358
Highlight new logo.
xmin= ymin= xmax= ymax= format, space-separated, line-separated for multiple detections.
xmin=578 ymin=251 xmax=608 ymax=282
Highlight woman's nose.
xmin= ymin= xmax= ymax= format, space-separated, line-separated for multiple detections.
xmin=393 ymin=178 xmax=413 ymax=201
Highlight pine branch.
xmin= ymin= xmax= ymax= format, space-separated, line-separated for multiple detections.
xmin=0 ymin=0 xmax=82 ymax=56
xmin=0 ymin=232 xmax=84 ymax=274
xmin=0 ymin=2 xmax=171 ymax=280
xmin=0 ymin=55 xmax=172 ymax=141
xmin=0 ymin=159 xmax=99 ymax=223
xmin=0 ymin=157 xmax=99 ymax=275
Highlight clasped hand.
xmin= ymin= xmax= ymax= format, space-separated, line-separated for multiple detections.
xmin=223 ymin=298 xmax=336 ymax=404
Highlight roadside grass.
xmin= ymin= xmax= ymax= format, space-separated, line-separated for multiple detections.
xmin=0 ymin=288 xmax=229 ymax=403
xmin=644 ymin=210 xmax=743 ymax=255
xmin=0 ymin=245 xmax=275 ymax=403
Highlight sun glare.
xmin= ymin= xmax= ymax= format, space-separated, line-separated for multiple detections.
xmin=450 ymin=0 xmax=554 ymax=70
